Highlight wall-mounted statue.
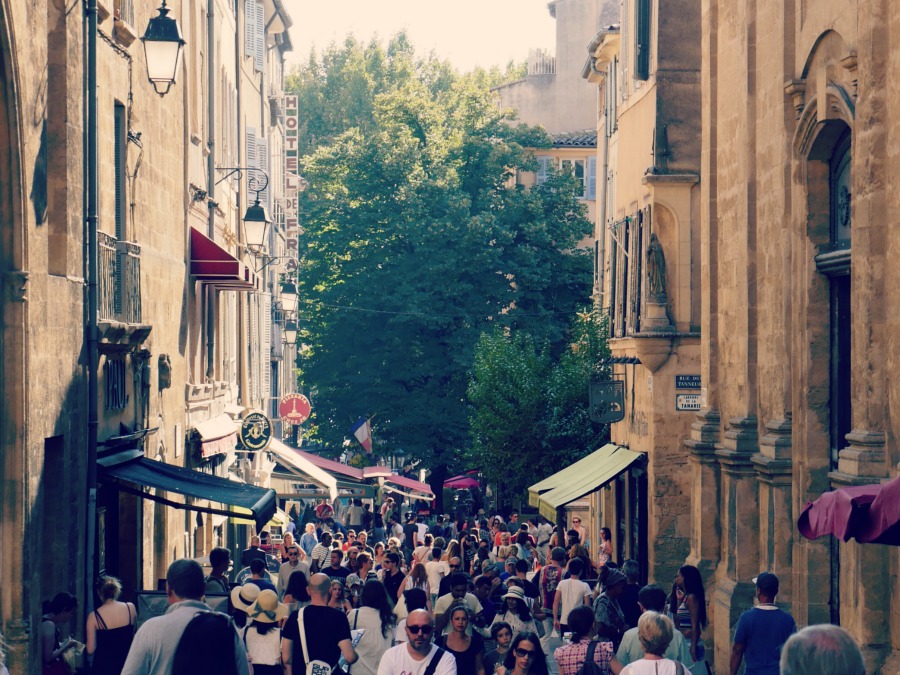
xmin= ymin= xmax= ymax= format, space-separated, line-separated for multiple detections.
xmin=647 ymin=233 xmax=667 ymax=301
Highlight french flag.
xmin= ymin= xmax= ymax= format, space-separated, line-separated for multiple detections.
xmin=350 ymin=417 xmax=373 ymax=453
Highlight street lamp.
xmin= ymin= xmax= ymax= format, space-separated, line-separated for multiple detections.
xmin=214 ymin=167 xmax=272 ymax=255
xmin=141 ymin=1 xmax=186 ymax=97
xmin=281 ymin=282 xmax=298 ymax=313
xmin=283 ymin=319 xmax=298 ymax=344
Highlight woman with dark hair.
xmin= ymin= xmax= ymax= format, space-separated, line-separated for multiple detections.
xmin=491 ymin=586 xmax=539 ymax=640
xmin=598 ymin=527 xmax=613 ymax=567
xmin=669 ymin=565 xmax=708 ymax=667
xmin=348 ymin=580 xmax=396 ymax=674
xmin=240 ymin=589 xmax=288 ymax=675
xmin=553 ymin=605 xmax=616 ymax=674
xmin=393 ymin=587 xmax=428 ymax=644
xmin=41 ymin=592 xmax=78 ymax=675
xmin=86 ymin=575 xmax=136 ymax=675
xmin=282 ymin=570 xmax=311 ymax=611
xmin=497 ymin=631 xmax=549 ymax=675
xmin=435 ymin=605 xmax=486 ymax=675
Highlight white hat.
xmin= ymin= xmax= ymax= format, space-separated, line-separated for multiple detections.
xmin=231 ymin=583 xmax=261 ymax=612
xmin=247 ymin=589 xmax=289 ymax=624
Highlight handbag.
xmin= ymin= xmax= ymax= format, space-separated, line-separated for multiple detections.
xmin=297 ymin=607 xmax=334 ymax=675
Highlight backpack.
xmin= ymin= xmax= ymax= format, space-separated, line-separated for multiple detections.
xmin=172 ymin=610 xmax=238 ymax=675
xmin=576 ymin=641 xmax=603 ymax=675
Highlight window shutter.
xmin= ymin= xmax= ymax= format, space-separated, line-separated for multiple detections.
xmin=635 ymin=0 xmax=651 ymax=80
xmin=254 ymin=0 xmax=265 ymax=73
xmin=249 ymin=294 xmax=259 ymax=402
xmin=587 ymin=155 xmax=597 ymax=200
xmin=536 ymin=157 xmax=549 ymax=184
xmin=244 ymin=0 xmax=256 ymax=61
xmin=262 ymin=294 xmax=271 ymax=398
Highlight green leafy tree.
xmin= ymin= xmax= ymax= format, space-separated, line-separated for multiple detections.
xmin=467 ymin=310 xmax=611 ymax=504
xmin=288 ymin=36 xmax=594 ymax=510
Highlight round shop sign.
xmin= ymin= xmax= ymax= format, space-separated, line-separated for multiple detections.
xmin=240 ymin=412 xmax=272 ymax=451
xmin=279 ymin=393 xmax=311 ymax=425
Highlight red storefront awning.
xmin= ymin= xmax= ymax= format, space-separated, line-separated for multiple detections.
xmin=382 ymin=474 xmax=434 ymax=500
xmin=190 ymin=227 xmax=257 ymax=290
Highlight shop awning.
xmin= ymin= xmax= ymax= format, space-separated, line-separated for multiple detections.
xmin=232 ymin=506 xmax=290 ymax=528
xmin=194 ymin=413 xmax=240 ymax=458
xmin=99 ymin=455 xmax=277 ymax=530
xmin=294 ymin=449 xmax=366 ymax=481
xmin=382 ymin=474 xmax=435 ymax=500
xmin=798 ymin=475 xmax=900 ymax=546
xmin=266 ymin=439 xmax=339 ymax=500
xmin=528 ymin=444 xmax=644 ymax=520
xmin=190 ymin=227 xmax=257 ymax=290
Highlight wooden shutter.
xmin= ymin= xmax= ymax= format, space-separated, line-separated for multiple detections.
xmin=262 ymin=294 xmax=271 ymax=398
xmin=254 ymin=0 xmax=265 ymax=73
xmin=244 ymin=0 xmax=256 ymax=61
xmin=635 ymin=0 xmax=651 ymax=80
xmin=256 ymin=137 xmax=269 ymax=207
xmin=587 ymin=155 xmax=597 ymax=200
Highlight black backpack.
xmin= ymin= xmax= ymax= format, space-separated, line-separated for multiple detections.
xmin=172 ymin=610 xmax=239 ymax=675
xmin=576 ymin=641 xmax=603 ymax=675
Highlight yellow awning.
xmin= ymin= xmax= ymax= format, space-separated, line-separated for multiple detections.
xmin=528 ymin=444 xmax=644 ymax=520
xmin=232 ymin=506 xmax=289 ymax=528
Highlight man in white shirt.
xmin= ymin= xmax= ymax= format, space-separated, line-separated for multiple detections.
xmin=433 ymin=574 xmax=483 ymax=636
xmin=424 ymin=547 xmax=449 ymax=606
xmin=616 ymin=585 xmax=693 ymax=668
xmin=377 ymin=609 xmax=457 ymax=675
xmin=552 ymin=558 xmax=591 ymax=634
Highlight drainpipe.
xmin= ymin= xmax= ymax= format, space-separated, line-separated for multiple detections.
xmin=85 ymin=0 xmax=100 ymax=616
xmin=596 ymin=64 xmax=611 ymax=310
xmin=236 ymin=11 xmax=250 ymax=406
xmin=205 ymin=0 xmax=216 ymax=378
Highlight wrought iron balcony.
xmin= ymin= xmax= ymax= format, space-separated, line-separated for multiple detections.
xmin=98 ymin=231 xmax=142 ymax=325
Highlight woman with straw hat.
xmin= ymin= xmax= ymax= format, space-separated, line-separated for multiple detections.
xmin=241 ymin=589 xmax=288 ymax=675
xmin=230 ymin=583 xmax=262 ymax=630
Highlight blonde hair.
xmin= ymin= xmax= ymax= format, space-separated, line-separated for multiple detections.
xmin=637 ymin=611 xmax=674 ymax=656
xmin=98 ymin=575 xmax=123 ymax=602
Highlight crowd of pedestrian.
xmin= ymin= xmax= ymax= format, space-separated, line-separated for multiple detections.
xmin=42 ymin=498 xmax=870 ymax=674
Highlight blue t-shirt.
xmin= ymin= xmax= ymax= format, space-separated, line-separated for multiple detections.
xmin=734 ymin=605 xmax=796 ymax=674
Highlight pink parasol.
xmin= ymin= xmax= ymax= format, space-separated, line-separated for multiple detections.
xmin=444 ymin=475 xmax=481 ymax=490
xmin=797 ymin=474 xmax=900 ymax=546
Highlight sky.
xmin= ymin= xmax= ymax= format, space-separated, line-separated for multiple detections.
xmin=282 ymin=0 xmax=557 ymax=73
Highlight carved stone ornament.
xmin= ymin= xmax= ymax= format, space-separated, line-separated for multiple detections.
xmin=5 ymin=270 xmax=29 ymax=302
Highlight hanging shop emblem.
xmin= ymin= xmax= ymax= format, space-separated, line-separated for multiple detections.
xmin=589 ymin=380 xmax=625 ymax=424
xmin=240 ymin=412 xmax=272 ymax=451
xmin=279 ymin=393 xmax=311 ymax=425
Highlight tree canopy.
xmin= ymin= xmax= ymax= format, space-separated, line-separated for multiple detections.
xmin=288 ymin=34 xmax=595 ymax=492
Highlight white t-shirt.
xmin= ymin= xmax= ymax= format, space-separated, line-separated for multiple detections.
xmin=555 ymin=578 xmax=591 ymax=624
xmin=432 ymin=593 xmax=483 ymax=635
xmin=425 ymin=560 xmax=449 ymax=592
xmin=377 ymin=643 xmax=457 ymax=675
xmin=620 ymin=658 xmax=692 ymax=675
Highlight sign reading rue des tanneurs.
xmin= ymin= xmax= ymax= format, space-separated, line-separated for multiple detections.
xmin=675 ymin=375 xmax=702 ymax=389
xmin=240 ymin=412 xmax=272 ymax=451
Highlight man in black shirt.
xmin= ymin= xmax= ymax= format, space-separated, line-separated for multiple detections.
xmin=402 ymin=514 xmax=419 ymax=559
xmin=281 ymin=573 xmax=357 ymax=673
xmin=381 ymin=551 xmax=405 ymax=601
xmin=325 ymin=549 xmax=350 ymax=580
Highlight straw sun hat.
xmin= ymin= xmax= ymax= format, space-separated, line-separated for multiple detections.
xmin=246 ymin=589 xmax=289 ymax=623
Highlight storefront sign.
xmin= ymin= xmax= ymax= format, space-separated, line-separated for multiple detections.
xmin=240 ymin=412 xmax=272 ymax=450
xmin=279 ymin=393 xmax=311 ymax=425
xmin=590 ymin=380 xmax=625 ymax=423
xmin=676 ymin=393 xmax=702 ymax=411
xmin=675 ymin=375 xmax=702 ymax=389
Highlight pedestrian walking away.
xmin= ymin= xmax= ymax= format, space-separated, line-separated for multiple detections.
xmin=729 ymin=572 xmax=796 ymax=675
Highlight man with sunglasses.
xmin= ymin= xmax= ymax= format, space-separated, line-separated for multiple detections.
xmin=277 ymin=545 xmax=310 ymax=599
xmin=377 ymin=609 xmax=457 ymax=674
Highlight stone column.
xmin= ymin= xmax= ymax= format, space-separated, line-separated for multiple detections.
xmin=753 ymin=418 xmax=793 ymax=606
xmin=712 ymin=416 xmax=759 ymax=675
xmin=685 ymin=409 xmax=721 ymax=579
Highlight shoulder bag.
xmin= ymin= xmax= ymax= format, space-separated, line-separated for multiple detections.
xmin=297 ymin=607 xmax=334 ymax=675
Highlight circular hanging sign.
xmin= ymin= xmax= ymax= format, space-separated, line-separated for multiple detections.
xmin=240 ymin=412 xmax=272 ymax=451
xmin=279 ymin=393 xmax=311 ymax=425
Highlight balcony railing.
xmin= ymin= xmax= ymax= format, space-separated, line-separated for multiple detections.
xmin=528 ymin=49 xmax=556 ymax=76
xmin=98 ymin=231 xmax=142 ymax=324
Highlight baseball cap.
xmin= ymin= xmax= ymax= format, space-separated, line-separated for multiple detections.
xmin=753 ymin=572 xmax=779 ymax=595
xmin=346 ymin=573 xmax=363 ymax=588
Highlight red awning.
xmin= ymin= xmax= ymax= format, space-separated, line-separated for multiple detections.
xmin=190 ymin=227 xmax=257 ymax=290
xmin=292 ymin=449 xmax=365 ymax=481
xmin=798 ymin=475 xmax=900 ymax=546
xmin=444 ymin=475 xmax=480 ymax=489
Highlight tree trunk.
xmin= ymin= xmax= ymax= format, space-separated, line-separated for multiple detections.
xmin=428 ymin=463 xmax=448 ymax=514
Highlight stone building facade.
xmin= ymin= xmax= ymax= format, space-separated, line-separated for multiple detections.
xmin=695 ymin=0 xmax=900 ymax=672
xmin=583 ymin=0 xmax=702 ymax=587
xmin=0 ymin=0 xmax=297 ymax=671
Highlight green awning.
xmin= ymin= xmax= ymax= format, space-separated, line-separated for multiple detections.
xmin=528 ymin=444 xmax=644 ymax=520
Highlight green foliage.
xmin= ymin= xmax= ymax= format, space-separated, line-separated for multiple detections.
xmin=467 ymin=310 xmax=611 ymax=501
xmin=287 ymin=34 xmax=594 ymax=479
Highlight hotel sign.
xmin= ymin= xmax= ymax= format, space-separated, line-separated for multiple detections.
xmin=283 ymin=96 xmax=301 ymax=257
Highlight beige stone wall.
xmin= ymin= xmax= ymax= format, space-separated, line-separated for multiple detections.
xmin=700 ymin=0 xmax=900 ymax=671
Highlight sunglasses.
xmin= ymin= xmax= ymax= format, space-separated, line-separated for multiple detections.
xmin=573 ymin=519 xmax=581 ymax=523
xmin=449 ymin=564 xmax=460 ymax=569
xmin=288 ymin=552 xmax=299 ymax=557
xmin=514 ymin=647 xmax=536 ymax=658
xmin=407 ymin=625 xmax=435 ymax=635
